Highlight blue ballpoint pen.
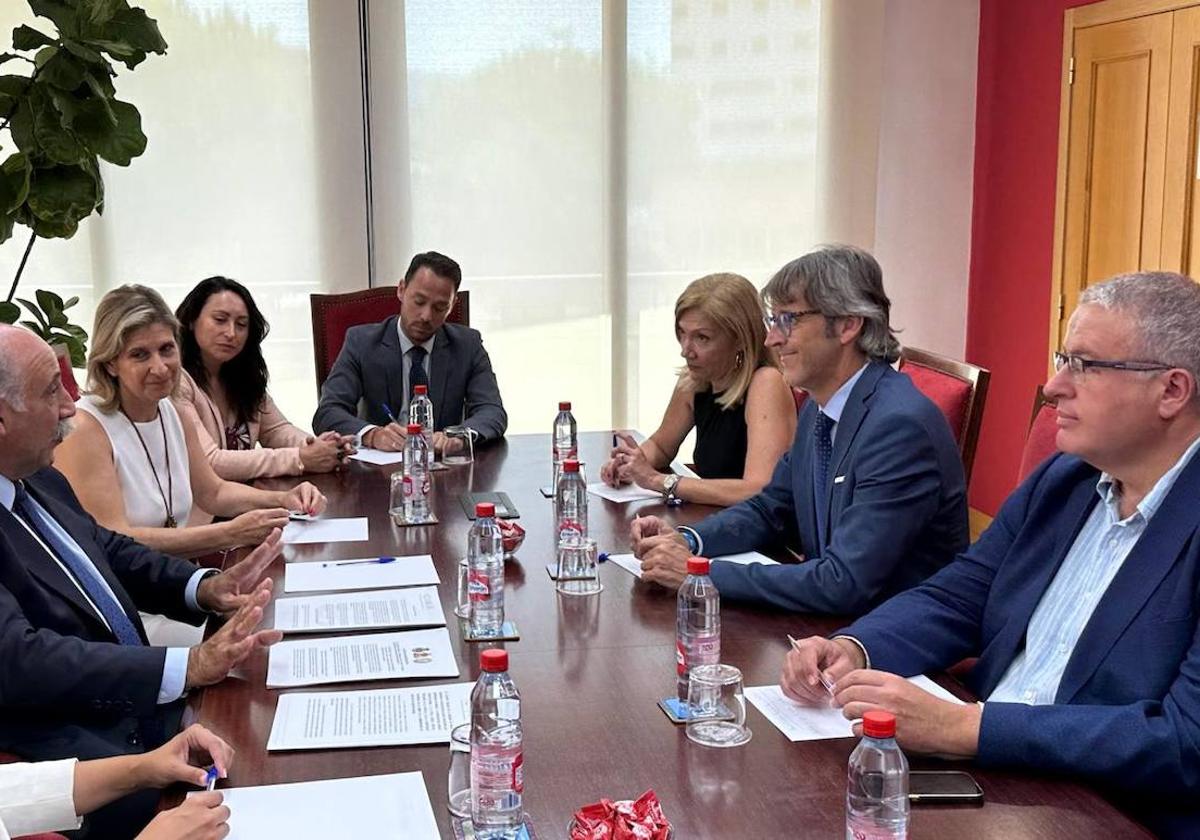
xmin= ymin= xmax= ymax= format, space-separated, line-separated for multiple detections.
xmin=380 ymin=403 xmax=399 ymax=425
xmin=204 ymin=766 xmax=219 ymax=792
xmin=322 ymin=557 xmax=397 ymax=568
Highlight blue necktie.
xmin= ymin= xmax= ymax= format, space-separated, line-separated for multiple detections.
xmin=408 ymin=346 xmax=429 ymax=401
xmin=813 ymin=411 xmax=834 ymax=548
xmin=13 ymin=483 xmax=143 ymax=646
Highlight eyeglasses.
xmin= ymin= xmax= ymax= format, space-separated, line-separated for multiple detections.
xmin=764 ymin=309 xmax=824 ymax=338
xmin=1052 ymin=351 xmax=1173 ymax=377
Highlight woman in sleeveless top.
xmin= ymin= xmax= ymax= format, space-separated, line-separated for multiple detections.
xmin=55 ymin=285 xmax=327 ymax=561
xmin=599 ymin=273 xmax=796 ymax=507
xmin=174 ymin=277 xmax=354 ymax=485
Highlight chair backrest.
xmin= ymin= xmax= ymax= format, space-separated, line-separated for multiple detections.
xmin=57 ymin=352 xmax=79 ymax=401
xmin=898 ymin=346 xmax=991 ymax=483
xmin=1018 ymin=386 xmax=1059 ymax=482
xmin=309 ymin=288 xmax=470 ymax=394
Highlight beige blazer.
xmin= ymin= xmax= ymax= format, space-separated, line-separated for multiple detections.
xmin=175 ymin=370 xmax=308 ymax=481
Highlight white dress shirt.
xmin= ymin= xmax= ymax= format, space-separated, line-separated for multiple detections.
xmin=355 ymin=324 xmax=436 ymax=443
xmin=0 ymin=758 xmax=81 ymax=838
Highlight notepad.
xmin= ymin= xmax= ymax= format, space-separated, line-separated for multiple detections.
xmin=587 ymin=482 xmax=662 ymax=503
xmin=349 ymin=447 xmax=406 ymax=465
xmin=284 ymin=554 xmax=440 ymax=593
xmin=272 ymin=587 xmax=446 ymax=633
xmin=282 ymin=516 xmax=369 ymax=545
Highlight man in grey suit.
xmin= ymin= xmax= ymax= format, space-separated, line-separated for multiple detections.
xmin=312 ymin=252 xmax=507 ymax=453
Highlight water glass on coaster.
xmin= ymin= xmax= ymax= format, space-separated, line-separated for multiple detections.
xmin=443 ymin=424 xmax=474 ymax=466
xmin=685 ymin=664 xmax=752 ymax=748
xmin=455 ymin=558 xmax=470 ymax=618
xmin=447 ymin=723 xmax=472 ymax=818
xmin=555 ymin=538 xmax=602 ymax=596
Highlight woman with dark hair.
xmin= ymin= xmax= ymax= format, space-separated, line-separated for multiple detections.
xmin=175 ymin=276 xmax=353 ymax=481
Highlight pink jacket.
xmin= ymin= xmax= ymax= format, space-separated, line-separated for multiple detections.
xmin=174 ymin=370 xmax=309 ymax=480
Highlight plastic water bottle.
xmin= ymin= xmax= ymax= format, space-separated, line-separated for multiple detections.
xmin=676 ymin=557 xmax=720 ymax=703
xmin=553 ymin=459 xmax=588 ymax=546
xmin=470 ymin=649 xmax=523 ymax=838
xmin=402 ymin=423 xmax=431 ymax=522
xmin=467 ymin=502 xmax=505 ymax=637
xmin=552 ymin=401 xmax=577 ymax=486
xmin=846 ymin=710 xmax=910 ymax=840
xmin=409 ymin=384 xmax=435 ymax=469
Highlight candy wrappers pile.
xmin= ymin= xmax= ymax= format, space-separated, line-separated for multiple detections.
xmin=498 ymin=518 xmax=526 ymax=555
xmin=569 ymin=790 xmax=672 ymax=839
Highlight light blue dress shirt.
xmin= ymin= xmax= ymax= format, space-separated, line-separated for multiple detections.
xmin=0 ymin=475 xmax=207 ymax=704
xmin=989 ymin=434 xmax=1200 ymax=705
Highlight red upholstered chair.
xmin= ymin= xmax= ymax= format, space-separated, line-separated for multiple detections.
xmin=16 ymin=834 xmax=70 ymax=840
xmin=1018 ymin=387 xmax=1059 ymax=482
xmin=898 ymin=347 xmax=991 ymax=484
xmin=309 ymin=288 xmax=470 ymax=395
xmin=56 ymin=353 xmax=79 ymax=401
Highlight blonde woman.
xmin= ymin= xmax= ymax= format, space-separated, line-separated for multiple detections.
xmin=55 ymin=285 xmax=326 ymax=564
xmin=600 ymin=273 xmax=796 ymax=507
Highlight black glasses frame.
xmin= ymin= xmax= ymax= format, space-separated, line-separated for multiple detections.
xmin=1052 ymin=351 xmax=1173 ymax=376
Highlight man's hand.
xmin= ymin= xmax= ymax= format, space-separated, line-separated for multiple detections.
xmin=185 ymin=586 xmax=282 ymax=690
xmin=136 ymin=724 xmax=234 ymax=789
xmin=280 ymin=482 xmax=326 ymax=516
xmin=365 ymin=423 xmax=407 ymax=451
xmin=639 ymin=533 xmax=693 ymax=588
xmin=630 ymin=514 xmax=669 ymax=556
xmin=781 ymin=636 xmax=865 ymax=705
xmin=431 ymin=431 xmax=465 ymax=455
xmin=834 ymin=670 xmax=981 ymax=757
xmin=135 ymin=791 xmax=230 ymax=840
xmin=197 ymin=529 xmax=282 ymax=615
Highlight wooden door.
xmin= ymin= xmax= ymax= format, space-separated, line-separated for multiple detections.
xmin=1163 ymin=6 xmax=1200 ymax=277
xmin=1059 ymin=14 xmax=1174 ymax=344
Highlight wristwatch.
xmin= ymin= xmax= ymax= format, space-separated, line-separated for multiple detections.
xmin=661 ymin=473 xmax=681 ymax=502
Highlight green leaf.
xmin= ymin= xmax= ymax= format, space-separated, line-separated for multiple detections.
xmin=0 ymin=301 xmax=18 ymax=323
xmin=47 ymin=332 xmax=84 ymax=367
xmin=36 ymin=288 xmax=64 ymax=318
xmin=62 ymin=39 xmax=103 ymax=64
xmin=0 ymin=153 xmax=31 ymax=214
xmin=19 ymin=319 xmax=43 ymax=334
xmin=0 ymin=53 xmax=27 ymax=69
xmin=0 ymin=210 xmax=14 ymax=245
xmin=87 ymin=0 xmax=128 ymax=27
xmin=39 ymin=49 xmax=86 ymax=91
xmin=12 ymin=25 xmax=55 ymax=52
xmin=0 ymin=75 xmax=30 ymax=97
xmin=62 ymin=322 xmax=87 ymax=340
xmin=7 ymin=98 xmax=35 ymax=153
xmin=73 ymin=98 xmax=144 ymax=166
xmin=27 ymin=163 xmax=97 ymax=226
xmin=62 ymin=294 xmax=78 ymax=309
xmin=16 ymin=297 xmax=47 ymax=330
xmin=30 ymin=86 xmax=86 ymax=164
xmin=83 ymin=67 xmax=115 ymax=99
xmin=28 ymin=0 xmax=80 ymax=39
xmin=84 ymin=8 xmax=166 ymax=69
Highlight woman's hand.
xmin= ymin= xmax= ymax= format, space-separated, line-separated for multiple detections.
xmin=282 ymin=482 xmax=326 ymax=516
xmin=299 ymin=435 xmax=342 ymax=473
xmin=613 ymin=433 xmax=660 ymax=492
xmin=136 ymin=724 xmax=234 ymax=789
xmin=223 ymin=508 xmax=289 ymax=547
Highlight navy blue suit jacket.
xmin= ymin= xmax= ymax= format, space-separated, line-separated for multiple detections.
xmin=697 ymin=361 xmax=968 ymax=614
xmin=843 ymin=451 xmax=1200 ymax=837
xmin=0 ymin=467 xmax=200 ymax=764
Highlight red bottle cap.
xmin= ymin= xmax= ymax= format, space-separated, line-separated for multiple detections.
xmin=480 ymin=649 xmax=508 ymax=672
xmin=476 ymin=502 xmax=496 ymax=517
xmin=687 ymin=557 xmax=710 ymax=575
xmin=407 ymin=423 xmax=422 ymax=435
xmin=414 ymin=385 xmax=428 ymax=395
xmin=563 ymin=459 xmax=580 ymax=473
xmin=862 ymin=710 xmax=896 ymax=738
xmin=559 ymin=401 xmax=571 ymax=411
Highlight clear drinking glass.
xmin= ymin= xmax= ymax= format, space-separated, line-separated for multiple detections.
xmin=447 ymin=723 xmax=471 ymax=818
xmin=455 ymin=558 xmax=470 ymax=618
xmin=388 ymin=471 xmax=405 ymax=519
xmin=686 ymin=664 xmax=752 ymax=748
xmin=555 ymin=538 xmax=602 ymax=596
xmin=442 ymin=425 xmax=474 ymax=465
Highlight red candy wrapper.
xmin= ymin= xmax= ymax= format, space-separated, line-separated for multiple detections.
xmin=498 ymin=518 xmax=526 ymax=555
xmin=570 ymin=790 xmax=672 ymax=840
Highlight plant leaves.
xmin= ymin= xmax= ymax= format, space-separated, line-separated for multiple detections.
xmin=19 ymin=319 xmax=42 ymax=334
xmin=39 ymin=49 xmax=86 ymax=91
xmin=27 ymin=163 xmax=97 ymax=226
xmin=28 ymin=0 xmax=79 ymax=39
xmin=87 ymin=0 xmax=129 ymax=28
xmin=62 ymin=38 xmax=103 ymax=64
xmin=7 ymin=98 xmax=36 ymax=153
xmin=62 ymin=322 xmax=87 ymax=340
xmin=16 ymin=297 xmax=47 ymax=330
xmin=12 ymin=25 xmax=55 ymax=52
xmin=62 ymin=294 xmax=78 ymax=309
xmin=36 ymin=288 xmax=64 ymax=318
xmin=0 ymin=301 xmax=18 ymax=323
xmin=0 ymin=152 xmax=31 ymax=214
xmin=73 ymin=98 xmax=144 ymax=166
xmin=28 ymin=213 xmax=78 ymax=238
xmin=0 ymin=210 xmax=14 ymax=245
xmin=30 ymin=86 xmax=86 ymax=164
xmin=84 ymin=8 xmax=166 ymax=69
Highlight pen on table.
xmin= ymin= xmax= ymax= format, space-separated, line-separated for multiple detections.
xmin=204 ymin=766 xmax=219 ymax=792
xmin=322 ymin=557 xmax=397 ymax=568
xmin=380 ymin=403 xmax=399 ymax=426
xmin=787 ymin=633 xmax=836 ymax=697
xmin=598 ymin=552 xmax=608 ymax=564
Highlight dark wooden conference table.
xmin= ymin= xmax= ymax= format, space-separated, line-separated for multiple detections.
xmin=181 ymin=432 xmax=1151 ymax=838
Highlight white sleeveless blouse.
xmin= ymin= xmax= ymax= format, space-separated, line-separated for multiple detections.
xmin=76 ymin=395 xmax=194 ymax=529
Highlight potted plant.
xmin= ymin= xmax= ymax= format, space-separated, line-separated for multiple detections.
xmin=0 ymin=0 xmax=167 ymax=364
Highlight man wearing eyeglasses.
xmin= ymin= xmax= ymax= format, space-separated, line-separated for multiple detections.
xmin=783 ymin=271 xmax=1200 ymax=838
xmin=631 ymin=244 xmax=968 ymax=614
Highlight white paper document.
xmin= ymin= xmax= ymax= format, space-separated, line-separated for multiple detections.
xmin=608 ymin=550 xmax=779 ymax=580
xmin=273 ymin=587 xmax=445 ymax=634
xmin=746 ymin=676 xmax=964 ymax=742
xmin=282 ymin=516 xmax=369 ymax=545
xmin=190 ymin=771 xmax=439 ymax=840
xmin=348 ymin=447 xmax=406 ymax=465
xmin=587 ymin=482 xmax=662 ymax=503
xmin=266 ymin=627 xmax=459 ymax=688
xmin=285 ymin=554 xmax=440 ymax=593
xmin=267 ymin=682 xmax=473 ymax=751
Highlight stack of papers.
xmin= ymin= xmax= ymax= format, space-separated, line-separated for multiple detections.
xmin=607 ymin=550 xmax=779 ymax=580
xmin=273 ymin=587 xmax=445 ymax=634
xmin=745 ymin=676 xmax=964 ymax=742
xmin=348 ymin=447 xmax=406 ymax=465
xmin=282 ymin=517 xmax=370 ymax=545
xmin=284 ymin=555 xmax=439 ymax=593
xmin=267 ymin=682 xmax=473 ymax=751
xmin=587 ymin=482 xmax=662 ymax=503
xmin=190 ymin=772 xmax=440 ymax=839
xmin=266 ymin=627 xmax=459 ymax=688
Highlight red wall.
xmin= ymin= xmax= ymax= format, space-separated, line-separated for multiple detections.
xmin=966 ymin=0 xmax=1101 ymax=514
